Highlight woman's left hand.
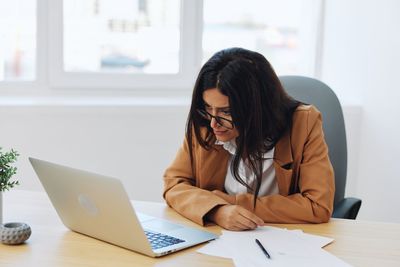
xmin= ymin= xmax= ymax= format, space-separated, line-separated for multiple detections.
xmin=212 ymin=190 xmax=236 ymax=204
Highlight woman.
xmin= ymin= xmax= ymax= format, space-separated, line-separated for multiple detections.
xmin=163 ymin=48 xmax=334 ymax=231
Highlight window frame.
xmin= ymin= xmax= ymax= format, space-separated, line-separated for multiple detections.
xmin=0 ymin=0 xmax=324 ymax=93
xmin=49 ymin=0 xmax=203 ymax=90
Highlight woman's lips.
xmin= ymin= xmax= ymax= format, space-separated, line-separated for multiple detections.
xmin=214 ymin=130 xmax=228 ymax=136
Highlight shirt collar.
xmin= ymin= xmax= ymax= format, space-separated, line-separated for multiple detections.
xmin=216 ymin=139 xmax=275 ymax=158
xmin=215 ymin=139 xmax=237 ymax=155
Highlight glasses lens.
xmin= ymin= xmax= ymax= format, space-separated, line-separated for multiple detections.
xmin=197 ymin=109 xmax=210 ymax=119
xmin=217 ymin=117 xmax=234 ymax=129
xmin=197 ymin=109 xmax=233 ymax=129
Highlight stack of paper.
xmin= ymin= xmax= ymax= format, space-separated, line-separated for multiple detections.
xmin=198 ymin=226 xmax=352 ymax=267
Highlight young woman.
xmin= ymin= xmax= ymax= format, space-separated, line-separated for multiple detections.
xmin=163 ymin=48 xmax=334 ymax=231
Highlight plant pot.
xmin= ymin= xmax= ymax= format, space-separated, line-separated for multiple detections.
xmin=0 ymin=222 xmax=31 ymax=245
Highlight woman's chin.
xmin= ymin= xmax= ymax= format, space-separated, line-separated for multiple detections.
xmin=215 ymin=135 xmax=234 ymax=142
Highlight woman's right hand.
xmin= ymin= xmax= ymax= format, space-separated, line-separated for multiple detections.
xmin=206 ymin=205 xmax=265 ymax=231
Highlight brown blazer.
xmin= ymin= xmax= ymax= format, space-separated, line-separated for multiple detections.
xmin=163 ymin=105 xmax=335 ymax=226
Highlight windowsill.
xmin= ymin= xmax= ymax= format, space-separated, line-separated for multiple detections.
xmin=0 ymin=96 xmax=363 ymax=110
xmin=0 ymin=96 xmax=192 ymax=107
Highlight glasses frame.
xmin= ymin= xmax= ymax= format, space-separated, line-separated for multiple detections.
xmin=196 ymin=109 xmax=234 ymax=130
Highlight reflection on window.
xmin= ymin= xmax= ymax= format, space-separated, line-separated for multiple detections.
xmin=64 ymin=0 xmax=180 ymax=74
xmin=0 ymin=0 xmax=36 ymax=81
xmin=203 ymin=0 xmax=318 ymax=75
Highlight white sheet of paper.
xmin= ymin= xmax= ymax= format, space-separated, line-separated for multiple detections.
xmin=294 ymin=231 xmax=334 ymax=248
xmin=198 ymin=226 xmax=350 ymax=267
xmin=232 ymin=247 xmax=352 ymax=267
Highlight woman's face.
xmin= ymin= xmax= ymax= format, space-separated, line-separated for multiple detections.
xmin=202 ymin=88 xmax=239 ymax=142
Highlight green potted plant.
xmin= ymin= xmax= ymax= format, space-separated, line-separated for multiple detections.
xmin=0 ymin=147 xmax=20 ymax=224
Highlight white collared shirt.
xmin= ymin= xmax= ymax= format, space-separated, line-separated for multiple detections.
xmin=216 ymin=140 xmax=279 ymax=196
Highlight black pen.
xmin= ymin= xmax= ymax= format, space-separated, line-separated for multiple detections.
xmin=255 ymin=238 xmax=271 ymax=259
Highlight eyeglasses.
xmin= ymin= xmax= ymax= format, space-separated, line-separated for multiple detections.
xmin=196 ymin=109 xmax=234 ymax=129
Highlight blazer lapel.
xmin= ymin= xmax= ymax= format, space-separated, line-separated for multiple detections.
xmin=197 ymin=145 xmax=230 ymax=190
xmin=274 ymin=130 xmax=294 ymax=196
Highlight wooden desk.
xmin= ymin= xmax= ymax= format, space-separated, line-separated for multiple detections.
xmin=1 ymin=190 xmax=399 ymax=267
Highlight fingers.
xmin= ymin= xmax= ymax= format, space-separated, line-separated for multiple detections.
xmin=238 ymin=207 xmax=265 ymax=227
xmin=228 ymin=222 xmax=252 ymax=231
xmin=212 ymin=205 xmax=265 ymax=231
xmin=210 ymin=191 xmax=264 ymax=226
xmin=235 ymin=215 xmax=258 ymax=230
xmin=230 ymin=207 xmax=264 ymax=230
xmin=226 ymin=214 xmax=259 ymax=231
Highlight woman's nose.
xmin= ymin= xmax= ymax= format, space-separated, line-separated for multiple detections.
xmin=210 ymin=117 xmax=219 ymax=128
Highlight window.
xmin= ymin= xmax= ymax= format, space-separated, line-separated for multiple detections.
xmin=203 ymin=0 xmax=320 ymax=75
xmin=0 ymin=0 xmax=322 ymax=91
xmin=63 ymin=0 xmax=180 ymax=74
xmin=0 ymin=0 xmax=36 ymax=81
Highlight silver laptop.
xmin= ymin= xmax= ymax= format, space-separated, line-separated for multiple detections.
xmin=29 ymin=157 xmax=217 ymax=257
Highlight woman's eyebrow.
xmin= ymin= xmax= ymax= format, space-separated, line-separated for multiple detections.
xmin=203 ymin=101 xmax=230 ymax=110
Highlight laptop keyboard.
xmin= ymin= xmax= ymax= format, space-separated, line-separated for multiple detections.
xmin=144 ymin=230 xmax=185 ymax=250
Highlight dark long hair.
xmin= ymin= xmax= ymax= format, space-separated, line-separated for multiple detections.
xmin=187 ymin=48 xmax=300 ymax=205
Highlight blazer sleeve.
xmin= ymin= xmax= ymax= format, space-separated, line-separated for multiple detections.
xmin=163 ymin=136 xmax=230 ymax=226
xmin=232 ymin=110 xmax=335 ymax=223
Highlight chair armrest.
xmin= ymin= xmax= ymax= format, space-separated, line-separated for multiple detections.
xmin=332 ymin=197 xmax=362 ymax=219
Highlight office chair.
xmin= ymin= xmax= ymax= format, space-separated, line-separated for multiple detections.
xmin=279 ymin=75 xmax=361 ymax=219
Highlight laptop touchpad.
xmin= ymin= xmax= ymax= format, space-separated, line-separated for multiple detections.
xmin=143 ymin=219 xmax=183 ymax=232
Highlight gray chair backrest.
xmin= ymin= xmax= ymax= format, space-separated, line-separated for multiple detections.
xmin=279 ymin=75 xmax=347 ymax=207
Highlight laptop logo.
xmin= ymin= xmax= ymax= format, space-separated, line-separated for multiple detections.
xmin=78 ymin=194 xmax=98 ymax=216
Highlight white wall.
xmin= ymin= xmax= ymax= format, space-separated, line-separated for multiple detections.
xmin=0 ymin=104 xmax=361 ymax=205
xmin=0 ymin=104 xmax=188 ymax=203
xmin=2 ymin=0 xmax=400 ymax=223
xmin=321 ymin=0 xmax=400 ymax=222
